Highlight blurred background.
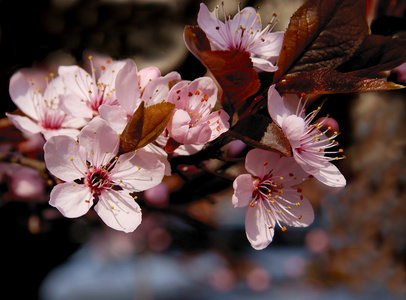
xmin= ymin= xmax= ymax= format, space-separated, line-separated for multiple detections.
xmin=0 ymin=0 xmax=405 ymax=299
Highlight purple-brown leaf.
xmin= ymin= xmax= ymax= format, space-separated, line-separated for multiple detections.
xmin=339 ymin=35 xmax=406 ymax=78
xmin=230 ymin=115 xmax=291 ymax=157
xmin=120 ymin=102 xmax=174 ymax=153
xmin=184 ymin=26 xmax=260 ymax=115
xmin=276 ymin=69 xmax=404 ymax=94
xmin=274 ymin=0 xmax=368 ymax=82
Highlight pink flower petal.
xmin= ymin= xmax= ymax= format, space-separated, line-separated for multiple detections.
xmin=42 ymin=128 xmax=81 ymax=141
xmin=267 ymin=85 xmax=300 ymax=127
xmin=167 ymin=81 xmax=190 ymax=108
xmin=186 ymin=123 xmax=212 ymax=144
xmin=197 ymin=3 xmax=227 ymax=49
xmin=274 ymin=192 xmax=314 ymax=227
xmin=115 ymin=59 xmax=141 ymax=114
xmin=282 ymin=115 xmax=305 ymax=149
xmin=187 ymin=77 xmax=218 ymax=112
xmin=49 ymin=182 xmax=93 ymax=218
xmin=143 ymin=143 xmax=171 ymax=176
xmin=97 ymin=60 xmax=126 ymax=88
xmin=95 ymin=189 xmax=142 ymax=233
xmin=245 ymin=148 xmax=280 ymax=178
xmin=78 ymin=118 xmax=119 ymax=166
xmin=166 ymin=109 xmax=192 ymax=143
xmin=251 ymin=32 xmax=284 ymax=58
xmin=272 ymin=157 xmax=309 ymax=185
xmin=59 ymin=94 xmax=93 ymax=119
xmin=138 ymin=66 xmax=161 ymax=91
xmin=98 ymin=104 xmax=128 ymax=134
xmin=200 ymin=110 xmax=230 ymax=141
xmin=251 ymin=57 xmax=278 ymax=72
xmin=44 ymin=135 xmax=88 ymax=182
xmin=111 ymin=148 xmax=165 ymax=191
xmin=9 ymin=71 xmax=38 ymax=119
xmin=313 ymin=163 xmax=346 ymax=188
xmin=232 ymin=174 xmax=254 ymax=208
xmin=245 ymin=204 xmax=275 ymax=250
xmin=59 ymin=65 xmax=92 ymax=99
xmin=6 ymin=113 xmax=41 ymax=136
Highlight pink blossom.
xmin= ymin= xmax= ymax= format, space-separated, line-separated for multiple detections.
xmin=99 ymin=59 xmax=180 ymax=174
xmin=99 ymin=59 xmax=180 ymax=134
xmin=166 ymin=77 xmax=230 ymax=145
xmin=197 ymin=3 xmax=284 ymax=72
xmin=232 ymin=148 xmax=314 ymax=250
xmin=267 ymin=85 xmax=346 ymax=187
xmin=7 ymin=71 xmax=86 ymax=140
xmin=44 ymin=118 xmax=165 ymax=232
xmin=58 ymin=56 xmax=126 ymax=119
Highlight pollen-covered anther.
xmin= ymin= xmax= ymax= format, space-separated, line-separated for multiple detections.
xmin=281 ymin=226 xmax=287 ymax=232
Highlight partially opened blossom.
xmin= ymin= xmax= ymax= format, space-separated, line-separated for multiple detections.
xmin=267 ymin=85 xmax=346 ymax=188
xmin=232 ymin=148 xmax=314 ymax=250
xmin=7 ymin=71 xmax=86 ymax=140
xmin=166 ymin=76 xmax=230 ymax=146
xmin=58 ymin=56 xmax=126 ymax=119
xmin=197 ymin=2 xmax=284 ymax=72
xmin=44 ymin=118 xmax=165 ymax=232
xmin=99 ymin=59 xmax=181 ymax=134
xmin=99 ymin=59 xmax=181 ymax=174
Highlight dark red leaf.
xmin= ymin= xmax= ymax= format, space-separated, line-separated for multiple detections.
xmin=120 ymin=102 xmax=145 ymax=153
xmin=274 ymin=0 xmax=368 ymax=82
xmin=137 ymin=102 xmax=175 ymax=149
xmin=230 ymin=114 xmax=291 ymax=157
xmin=339 ymin=35 xmax=406 ymax=78
xmin=184 ymin=26 xmax=260 ymax=116
xmin=276 ymin=69 xmax=404 ymax=94
xmin=119 ymin=102 xmax=175 ymax=153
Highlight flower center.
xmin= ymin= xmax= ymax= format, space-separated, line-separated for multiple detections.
xmin=85 ymin=166 xmax=112 ymax=194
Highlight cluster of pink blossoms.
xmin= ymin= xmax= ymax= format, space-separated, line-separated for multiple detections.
xmin=6 ymin=2 xmax=346 ymax=249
